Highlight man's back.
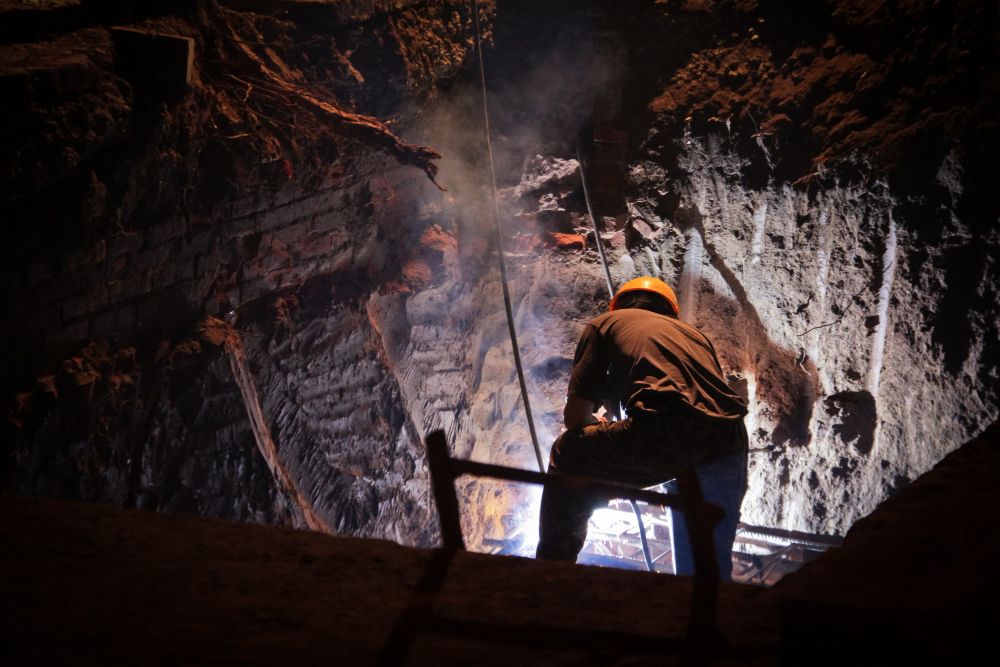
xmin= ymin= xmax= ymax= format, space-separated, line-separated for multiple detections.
xmin=569 ymin=308 xmax=746 ymax=421
xmin=537 ymin=279 xmax=749 ymax=572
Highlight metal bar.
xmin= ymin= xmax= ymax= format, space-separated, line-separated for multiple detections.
xmin=736 ymin=522 xmax=844 ymax=548
xmin=446 ymin=456 xmax=689 ymax=508
xmin=426 ymin=430 xmax=465 ymax=551
xmin=471 ymin=0 xmax=545 ymax=473
xmin=422 ymin=429 xmax=723 ymax=663
xmin=631 ymin=500 xmax=656 ymax=571
xmin=577 ymin=147 xmax=615 ymax=298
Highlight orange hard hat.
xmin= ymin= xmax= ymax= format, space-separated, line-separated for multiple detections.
xmin=609 ymin=276 xmax=679 ymax=316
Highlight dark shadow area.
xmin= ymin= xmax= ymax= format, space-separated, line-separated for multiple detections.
xmin=824 ymin=390 xmax=877 ymax=455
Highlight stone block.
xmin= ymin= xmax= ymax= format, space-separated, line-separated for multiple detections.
xmin=297 ymin=230 xmax=346 ymax=260
xmin=91 ymin=304 xmax=135 ymax=336
xmin=160 ymin=257 xmax=196 ymax=286
xmin=61 ymin=285 xmax=108 ymax=321
xmin=272 ymin=219 xmax=314 ymax=247
xmin=37 ymin=272 xmax=86 ymax=305
xmin=133 ymin=240 xmax=179 ymax=273
xmin=106 ymin=278 xmax=136 ymax=305
xmin=92 ymin=238 xmax=107 ymax=264
xmin=195 ymin=244 xmax=235 ymax=277
xmin=271 ymin=184 xmax=311 ymax=209
xmin=60 ymin=240 xmax=107 ymax=274
xmin=226 ymin=194 xmax=266 ymax=222
xmin=148 ymin=220 xmax=186 ymax=246
xmin=181 ymin=230 xmax=215 ymax=257
xmin=109 ymin=256 xmax=129 ymax=276
xmin=261 ymin=199 xmax=308 ymax=233
xmin=547 ymin=232 xmax=586 ymax=251
xmin=109 ymin=232 xmax=144 ymax=259
xmin=227 ymin=213 xmax=260 ymax=237
xmin=53 ymin=318 xmax=90 ymax=343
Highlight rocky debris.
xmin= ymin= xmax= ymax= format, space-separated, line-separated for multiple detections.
xmin=506 ymin=154 xmax=580 ymax=201
xmin=547 ymin=232 xmax=585 ymax=252
xmin=624 ymin=200 xmax=665 ymax=247
xmin=389 ymin=0 xmax=491 ymax=94
xmin=645 ymin=0 xmax=999 ymax=184
xmin=400 ymin=258 xmax=433 ymax=290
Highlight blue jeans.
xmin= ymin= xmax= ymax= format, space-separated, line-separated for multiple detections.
xmin=666 ymin=445 xmax=747 ymax=582
xmin=536 ymin=411 xmax=748 ymax=572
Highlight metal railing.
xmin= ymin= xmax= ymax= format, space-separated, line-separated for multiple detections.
xmin=378 ymin=429 xmax=726 ymax=665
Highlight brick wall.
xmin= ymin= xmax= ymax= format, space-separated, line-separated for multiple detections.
xmin=2 ymin=160 xmax=430 ymax=357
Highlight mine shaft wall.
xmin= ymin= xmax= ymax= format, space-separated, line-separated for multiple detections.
xmin=3 ymin=157 xmax=438 ymax=536
xmin=3 ymin=0 xmax=999 ymax=548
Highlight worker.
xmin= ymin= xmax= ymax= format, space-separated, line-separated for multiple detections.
xmin=535 ymin=276 xmax=748 ymax=580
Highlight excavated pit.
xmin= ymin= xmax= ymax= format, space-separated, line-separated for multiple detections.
xmin=2 ymin=0 xmax=998 ymax=576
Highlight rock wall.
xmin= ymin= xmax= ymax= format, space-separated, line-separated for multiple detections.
xmin=0 ymin=0 xmax=484 ymax=538
xmin=2 ymin=0 xmax=998 ymax=550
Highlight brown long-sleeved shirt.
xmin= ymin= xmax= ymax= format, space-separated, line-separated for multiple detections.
xmin=567 ymin=308 xmax=747 ymax=421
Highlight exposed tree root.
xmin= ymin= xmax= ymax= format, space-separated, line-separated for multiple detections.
xmin=217 ymin=6 xmax=443 ymax=188
xmin=199 ymin=316 xmax=331 ymax=534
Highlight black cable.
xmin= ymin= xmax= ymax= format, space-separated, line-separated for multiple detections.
xmin=471 ymin=0 xmax=545 ymax=473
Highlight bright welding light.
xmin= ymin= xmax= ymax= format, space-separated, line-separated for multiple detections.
xmin=587 ymin=507 xmax=638 ymax=536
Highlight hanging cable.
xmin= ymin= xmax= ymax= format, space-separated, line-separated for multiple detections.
xmin=577 ymin=147 xmax=615 ymax=298
xmin=578 ymin=147 xmax=657 ymax=573
xmin=470 ymin=1 xmax=655 ymax=569
xmin=471 ymin=0 xmax=545 ymax=473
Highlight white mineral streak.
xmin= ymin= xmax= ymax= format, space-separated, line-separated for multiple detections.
xmin=812 ymin=210 xmax=833 ymax=394
xmin=814 ymin=211 xmax=831 ymax=313
xmin=750 ymin=200 xmax=768 ymax=264
xmin=641 ymin=246 xmax=660 ymax=276
xmin=744 ymin=371 xmax=758 ymax=444
xmin=866 ymin=211 xmax=898 ymax=400
xmin=679 ymin=227 xmax=703 ymax=323
xmin=656 ymin=136 xmax=1000 ymax=537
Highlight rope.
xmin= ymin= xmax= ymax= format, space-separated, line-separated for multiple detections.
xmin=578 ymin=148 xmax=657 ymax=573
xmin=471 ymin=0 xmax=545 ymax=473
xmin=577 ymin=148 xmax=615 ymax=298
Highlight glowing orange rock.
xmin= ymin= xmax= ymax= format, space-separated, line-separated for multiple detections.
xmin=548 ymin=233 xmax=586 ymax=251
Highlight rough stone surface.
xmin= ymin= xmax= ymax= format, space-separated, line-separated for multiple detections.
xmin=1 ymin=0 xmax=998 ymax=554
